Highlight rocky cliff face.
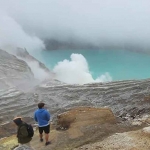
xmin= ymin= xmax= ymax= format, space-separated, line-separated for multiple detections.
xmin=16 ymin=47 xmax=50 ymax=73
xmin=0 ymin=49 xmax=35 ymax=90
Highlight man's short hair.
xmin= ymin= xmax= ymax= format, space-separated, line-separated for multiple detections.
xmin=38 ymin=102 xmax=45 ymax=109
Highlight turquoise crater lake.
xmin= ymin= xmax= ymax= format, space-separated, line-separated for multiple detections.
xmin=32 ymin=49 xmax=150 ymax=83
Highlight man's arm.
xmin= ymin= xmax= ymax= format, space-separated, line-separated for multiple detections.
xmin=34 ymin=112 xmax=38 ymax=122
xmin=46 ymin=111 xmax=50 ymax=121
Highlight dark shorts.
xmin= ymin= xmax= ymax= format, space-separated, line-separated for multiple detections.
xmin=39 ymin=124 xmax=50 ymax=134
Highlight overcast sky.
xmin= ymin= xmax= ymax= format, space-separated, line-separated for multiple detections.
xmin=0 ymin=0 xmax=150 ymax=52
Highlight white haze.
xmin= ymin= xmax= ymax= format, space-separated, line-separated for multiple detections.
xmin=0 ymin=0 xmax=150 ymax=50
xmin=24 ymin=61 xmax=49 ymax=81
xmin=0 ymin=0 xmax=150 ymax=83
xmin=0 ymin=11 xmax=44 ymax=53
xmin=53 ymin=54 xmax=112 ymax=84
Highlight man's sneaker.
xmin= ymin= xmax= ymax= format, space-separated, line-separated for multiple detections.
xmin=45 ymin=141 xmax=51 ymax=146
xmin=40 ymin=138 xmax=43 ymax=142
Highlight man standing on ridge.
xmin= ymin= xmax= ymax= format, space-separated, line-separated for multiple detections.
xmin=13 ymin=117 xmax=34 ymax=150
xmin=34 ymin=102 xmax=51 ymax=146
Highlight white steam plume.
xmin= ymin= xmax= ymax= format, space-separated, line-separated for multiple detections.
xmin=53 ymin=54 xmax=112 ymax=84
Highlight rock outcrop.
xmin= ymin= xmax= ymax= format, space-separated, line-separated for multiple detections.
xmin=56 ymin=107 xmax=116 ymax=130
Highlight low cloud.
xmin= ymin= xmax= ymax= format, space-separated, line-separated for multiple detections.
xmin=0 ymin=0 xmax=150 ymax=51
xmin=0 ymin=9 xmax=44 ymax=53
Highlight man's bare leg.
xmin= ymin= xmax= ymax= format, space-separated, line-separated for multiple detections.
xmin=45 ymin=133 xmax=51 ymax=145
xmin=39 ymin=134 xmax=43 ymax=142
xmin=45 ymin=133 xmax=49 ymax=142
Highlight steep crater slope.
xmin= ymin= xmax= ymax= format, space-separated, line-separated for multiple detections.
xmin=0 ymin=49 xmax=36 ymax=90
xmin=0 ymin=48 xmax=60 ymax=125
xmin=35 ymin=79 xmax=150 ymax=119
